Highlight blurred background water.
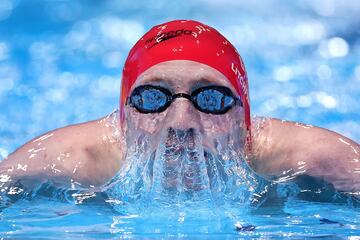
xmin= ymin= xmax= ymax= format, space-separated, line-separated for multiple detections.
xmin=0 ymin=0 xmax=359 ymax=159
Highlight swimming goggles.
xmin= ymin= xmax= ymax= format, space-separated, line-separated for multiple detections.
xmin=127 ymin=85 xmax=243 ymax=114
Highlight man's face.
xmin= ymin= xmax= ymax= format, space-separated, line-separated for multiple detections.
xmin=121 ymin=60 xmax=247 ymax=195
xmin=125 ymin=60 xmax=246 ymax=150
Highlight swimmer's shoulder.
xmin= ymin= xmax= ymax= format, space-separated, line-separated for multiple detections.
xmin=249 ymin=116 xmax=360 ymax=192
xmin=1 ymin=111 xmax=125 ymax=188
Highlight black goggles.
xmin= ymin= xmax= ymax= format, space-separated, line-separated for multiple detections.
xmin=127 ymin=85 xmax=243 ymax=114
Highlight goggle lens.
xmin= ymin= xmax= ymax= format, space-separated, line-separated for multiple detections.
xmin=194 ymin=88 xmax=235 ymax=114
xmin=132 ymin=87 xmax=170 ymax=113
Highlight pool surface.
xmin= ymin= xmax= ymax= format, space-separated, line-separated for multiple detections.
xmin=1 ymin=181 xmax=359 ymax=239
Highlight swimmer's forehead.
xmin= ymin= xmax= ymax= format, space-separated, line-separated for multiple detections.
xmin=133 ymin=60 xmax=237 ymax=93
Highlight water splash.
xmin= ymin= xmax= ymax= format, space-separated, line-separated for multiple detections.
xmin=103 ymin=127 xmax=268 ymax=213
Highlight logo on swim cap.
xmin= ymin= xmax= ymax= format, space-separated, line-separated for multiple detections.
xmin=145 ymin=29 xmax=193 ymax=48
xmin=120 ymin=20 xmax=251 ymax=138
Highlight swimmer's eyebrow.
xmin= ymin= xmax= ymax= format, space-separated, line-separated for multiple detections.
xmin=190 ymin=78 xmax=222 ymax=90
xmin=142 ymin=78 xmax=173 ymax=89
xmin=141 ymin=77 xmax=226 ymax=91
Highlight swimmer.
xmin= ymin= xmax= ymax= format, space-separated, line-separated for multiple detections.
xmin=0 ymin=20 xmax=359 ymax=196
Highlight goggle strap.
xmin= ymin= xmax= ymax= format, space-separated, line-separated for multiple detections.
xmin=235 ymin=98 xmax=243 ymax=107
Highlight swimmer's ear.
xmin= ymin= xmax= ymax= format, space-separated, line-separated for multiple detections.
xmin=117 ymin=110 xmax=128 ymax=156
xmin=245 ymin=117 xmax=267 ymax=167
xmin=119 ymin=111 xmax=128 ymax=135
xmin=243 ymin=129 xmax=253 ymax=165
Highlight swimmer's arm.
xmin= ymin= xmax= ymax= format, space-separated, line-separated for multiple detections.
xmin=0 ymin=116 xmax=123 ymax=190
xmin=249 ymin=117 xmax=360 ymax=192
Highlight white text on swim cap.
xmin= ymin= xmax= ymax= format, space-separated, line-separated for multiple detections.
xmin=231 ymin=62 xmax=249 ymax=102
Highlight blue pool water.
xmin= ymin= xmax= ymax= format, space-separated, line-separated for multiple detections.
xmin=1 ymin=0 xmax=360 ymax=239
xmin=1 ymin=183 xmax=359 ymax=238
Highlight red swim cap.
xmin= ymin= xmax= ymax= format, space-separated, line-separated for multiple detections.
xmin=120 ymin=20 xmax=250 ymax=132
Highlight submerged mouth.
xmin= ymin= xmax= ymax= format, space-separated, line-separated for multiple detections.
xmin=154 ymin=127 xmax=209 ymax=193
xmin=165 ymin=127 xmax=196 ymax=148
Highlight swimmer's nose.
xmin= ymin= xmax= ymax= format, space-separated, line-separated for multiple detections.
xmin=164 ymin=98 xmax=203 ymax=130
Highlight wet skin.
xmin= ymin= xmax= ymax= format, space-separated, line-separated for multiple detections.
xmin=1 ymin=60 xmax=359 ymax=194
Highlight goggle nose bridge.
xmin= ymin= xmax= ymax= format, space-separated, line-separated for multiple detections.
xmin=171 ymin=93 xmax=192 ymax=102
